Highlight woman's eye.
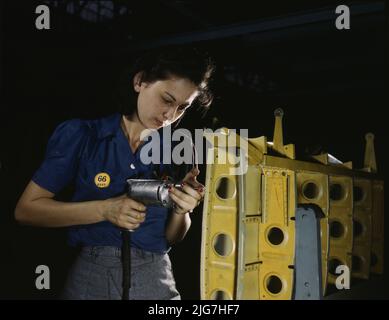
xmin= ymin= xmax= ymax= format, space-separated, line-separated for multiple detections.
xmin=163 ymin=97 xmax=173 ymax=105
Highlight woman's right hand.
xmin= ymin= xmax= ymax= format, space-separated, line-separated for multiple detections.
xmin=103 ymin=194 xmax=146 ymax=231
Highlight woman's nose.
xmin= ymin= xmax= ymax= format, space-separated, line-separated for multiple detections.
xmin=163 ymin=107 xmax=177 ymax=121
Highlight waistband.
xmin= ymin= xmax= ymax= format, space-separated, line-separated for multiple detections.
xmin=78 ymin=246 xmax=169 ymax=269
xmin=81 ymin=246 xmax=166 ymax=259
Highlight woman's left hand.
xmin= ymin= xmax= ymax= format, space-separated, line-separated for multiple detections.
xmin=169 ymin=167 xmax=205 ymax=215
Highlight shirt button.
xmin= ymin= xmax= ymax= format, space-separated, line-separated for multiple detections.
xmin=130 ymin=163 xmax=136 ymax=170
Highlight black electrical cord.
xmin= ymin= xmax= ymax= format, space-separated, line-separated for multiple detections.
xmin=120 ymin=134 xmax=198 ymax=300
xmin=121 ymin=229 xmax=131 ymax=300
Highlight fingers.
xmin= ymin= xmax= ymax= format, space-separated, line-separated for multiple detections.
xmin=182 ymin=182 xmax=205 ymax=197
xmin=182 ymin=168 xmax=205 ymax=197
xmin=119 ymin=210 xmax=145 ymax=230
xmin=182 ymin=167 xmax=200 ymax=182
xmin=169 ymin=192 xmax=191 ymax=213
xmin=126 ymin=211 xmax=146 ymax=223
xmin=169 ymin=184 xmax=205 ymax=214
xmin=117 ymin=197 xmax=147 ymax=230
xmin=126 ymin=198 xmax=147 ymax=212
xmin=123 ymin=199 xmax=146 ymax=227
xmin=170 ymin=186 xmax=199 ymax=204
xmin=191 ymin=167 xmax=200 ymax=176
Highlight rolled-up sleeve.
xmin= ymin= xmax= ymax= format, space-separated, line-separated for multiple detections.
xmin=32 ymin=119 xmax=88 ymax=194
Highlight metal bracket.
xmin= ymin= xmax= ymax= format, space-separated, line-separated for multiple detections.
xmin=293 ymin=206 xmax=323 ymax=300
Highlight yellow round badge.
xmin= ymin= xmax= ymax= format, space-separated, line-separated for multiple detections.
xmin=94 ymin=172 xmax=111 ymax=188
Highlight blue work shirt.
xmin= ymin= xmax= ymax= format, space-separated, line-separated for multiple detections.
xmin=32 ymin=113 xmax=176 ymax=254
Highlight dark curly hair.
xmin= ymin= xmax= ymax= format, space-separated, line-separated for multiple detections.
xmin=115 ymin=45 xmax=215 ymax=117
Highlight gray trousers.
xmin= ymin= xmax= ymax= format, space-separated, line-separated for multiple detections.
xmin=61 ymin=246 xmax=181 ymax=300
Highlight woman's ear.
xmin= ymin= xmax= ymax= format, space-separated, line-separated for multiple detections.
xmin=133 ymin=72 xmax=143 ymax=92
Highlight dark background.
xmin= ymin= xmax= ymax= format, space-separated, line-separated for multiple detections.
xmin=0 ymin=0 xmax=387 ymax=299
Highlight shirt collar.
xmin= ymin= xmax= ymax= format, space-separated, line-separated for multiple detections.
xmin=96 ymin=113 xmax=122 ymax=139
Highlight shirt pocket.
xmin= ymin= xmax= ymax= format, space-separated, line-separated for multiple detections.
xmin=76 ymin=171 xmax=127 ymax=200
